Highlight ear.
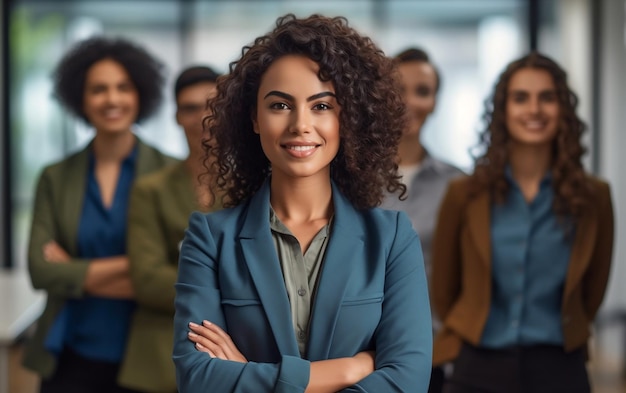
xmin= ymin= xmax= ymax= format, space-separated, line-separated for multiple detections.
xmin=175 ymin=110 xmax=183 ymax=126
xmin=429 ymin=97 xmax=437 ymax=114
xmin=251 ymin=109 xmax=259 ymax=134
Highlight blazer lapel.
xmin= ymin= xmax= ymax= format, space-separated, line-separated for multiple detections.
xmin=170 ymin=162 xmax=197 ymax=213
xmin=61 ymin=147 xmax=89 ymax=256
xmin=239 ymin=180 xmax=300 ymax=357
xmin=306 ymin=186 xmax=363 ymax=361
xmin=466 ymin=190 xmax=491 ymax=268
xmin=564 ymin=205 xmax=598 ymax=299
xmin=135 ymin=138 xmax=161 ymax=176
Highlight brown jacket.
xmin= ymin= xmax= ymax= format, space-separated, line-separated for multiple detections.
xmin=431 ymin=175 xmax=614 ymax=366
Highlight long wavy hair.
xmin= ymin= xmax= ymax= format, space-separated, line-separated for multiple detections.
xmin=203 ymin=14 xmax=406 ymax=209
xmin=472 ymin=52 xmax=592 ymax=219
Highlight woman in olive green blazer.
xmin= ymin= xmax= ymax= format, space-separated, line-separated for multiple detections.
xmin=23 ymin=37 xmax=177 ymax=393
xmin=24 ymin=141 xmax=177 ymax=385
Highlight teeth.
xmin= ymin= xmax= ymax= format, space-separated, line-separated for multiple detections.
xmin=287 ymin=145 xmax=315 ymax=151
xmin=524 ymin=121 xmax=544 ymax=129
xmin=104 ymin=109 xmax=123 ymax=118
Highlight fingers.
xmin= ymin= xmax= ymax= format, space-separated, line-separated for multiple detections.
xmin=187 ymin=321 xmax=247 ymax=363
xmin=194 ymin=341 xmax=215 ymax=357
xmin=43 ymin=241 xmax=71 ymax=263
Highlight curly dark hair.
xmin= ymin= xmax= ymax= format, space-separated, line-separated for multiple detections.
xmin=53 ymin=36 xmax=166 ymax=123
xmin=472 ymin=51 xmax=592 ymax=219
xmin=204 ymin=14 xmax=406 ymax=209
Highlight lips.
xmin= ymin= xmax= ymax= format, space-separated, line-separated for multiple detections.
xmin=521 ymin=120 xmax=549 ymax=132
xmin=101 ymin=108 xmax=127 ymax=120
xmin=282 ymin=143 xmax=320 ymax=158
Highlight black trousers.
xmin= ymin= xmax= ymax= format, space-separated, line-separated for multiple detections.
xmin=429 ymin=366 xmax=445 ymax=393
xmin=443 ymin=343 xmax=590 ymax=393
xmin=40 ymin=348 xmax=142 ymax=393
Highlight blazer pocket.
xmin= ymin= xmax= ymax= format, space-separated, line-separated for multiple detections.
xmin=341 ymin=293 xmax=384 ymax=306
xmin=334 ymin=293 xmax=384 ymax=350
xmin=221 ymin=298 xmax=261 ymax=307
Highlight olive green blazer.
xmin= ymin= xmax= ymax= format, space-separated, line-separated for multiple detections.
xmin=22 ymin=139 xmax=178 ymax=380
xmin=431 ymin=175 xmax=614 ymax=366
xmin=119 ymin=161 xmax=220 ymax=392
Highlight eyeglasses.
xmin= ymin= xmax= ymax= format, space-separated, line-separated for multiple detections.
xmin=177 ymin=104 xmax=205 ymax=115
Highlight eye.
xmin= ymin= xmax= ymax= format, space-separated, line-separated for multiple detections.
xmin=539 ymin=91 xmax=557 ymax=103
xmin=510 ymin=92 xmax=528 ymax=103
xmin=414 ymin=85 xmax=431 ymax=97
xmin=118 ymin=82 xmax=135 ymax=92
xmin=270 ymin=102 xmax=289 ymax=110
xmin=88 ymin=85 xmax=106 ymax=94
xmin=313 ymin=103 xmax=332 ymax=111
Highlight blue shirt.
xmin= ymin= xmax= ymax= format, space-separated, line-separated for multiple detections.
xmin=63 ymin=146 xmax=138 ymax=362
xmin=480 ymin=169 xmax=574 ymax=348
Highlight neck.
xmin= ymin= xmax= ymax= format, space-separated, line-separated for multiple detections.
xmin=92 ymin=131 xmax=136 ymax=162
xmin=185 ymin=150 xmax=205 ymax=181
xmin=397 ymin=134 xmax=425 ymax=166
xmin=270 ymin=174 xmax=333 ymax=223
xmin=508 ymin=142 xmax=552 ymax=185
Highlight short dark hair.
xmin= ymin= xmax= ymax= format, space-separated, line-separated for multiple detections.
xmin=206 ymin=14 xmax=406 ymax=209
xmin=174 ymin=66 xmax=221 ymax=99
xmin=394 ymin=47 xmax=441 ymax=93
xmin=53 ymin=36 xmax=166 ymax=123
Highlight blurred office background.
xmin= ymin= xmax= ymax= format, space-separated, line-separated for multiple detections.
xmin=1 ymin=0 xmax=624 ymax=391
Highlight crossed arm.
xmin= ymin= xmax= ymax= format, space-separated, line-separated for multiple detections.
xmin=41 ymin=241 xmax=134 ymax=298
xmin=187 ymin=320 xmax=375 ymax=393
xmin=173 ymin=211 xmax=432 ymax=393
xmin=28 ymin=171 xmax=133 ymax=299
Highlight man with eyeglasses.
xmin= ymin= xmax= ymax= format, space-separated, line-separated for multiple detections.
xmin=118 ymin=66 xmax=222 ymax=393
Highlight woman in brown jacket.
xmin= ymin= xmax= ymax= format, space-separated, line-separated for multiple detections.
xmin=432 ymin=52 xmax=614 ymax=393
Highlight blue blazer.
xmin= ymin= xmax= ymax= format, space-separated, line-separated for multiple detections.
xmin=173 ymin=180 xmax=432 ymax=392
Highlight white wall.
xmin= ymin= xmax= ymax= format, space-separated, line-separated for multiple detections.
xmin=599 ymin=0 xmax=626 ymax=312
xmin=1 ymin=0 xmax=6 ymax=269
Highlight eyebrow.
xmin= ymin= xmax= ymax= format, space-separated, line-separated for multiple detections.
xmin=263 ymin=90 xmax=336 ymax=102
xmin=509 ymin=88 xmax=556 ymax=95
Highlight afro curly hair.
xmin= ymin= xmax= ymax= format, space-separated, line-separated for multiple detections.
xmin=53 ymin=36 xmax=166 ymax=124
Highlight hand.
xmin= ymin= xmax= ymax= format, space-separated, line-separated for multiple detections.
xmin=351 ymin=351 xmax=375 ymax=383
xmin=188 ymin=320 xmax=248 ymax=363
xmin=43 ymin=241 xmax=71 ymax=263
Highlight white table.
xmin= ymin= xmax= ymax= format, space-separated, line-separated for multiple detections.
xmin=0 ymin=268 xmax=46 ymax=393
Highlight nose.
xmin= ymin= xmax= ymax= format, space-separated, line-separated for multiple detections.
xmin=528 ymin=97 xmax=540 ymax=114
xmin=105 ymin=88 xmax=121 ymax=104
xmin=289 ymin=107 xmax=312 ymax=134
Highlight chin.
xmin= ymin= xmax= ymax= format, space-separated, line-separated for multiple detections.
xmin=512 ymin=135 xmax=556 ymax=147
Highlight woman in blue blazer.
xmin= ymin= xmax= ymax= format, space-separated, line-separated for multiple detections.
xmin=173 ymin=14 xmax=433 ymax=393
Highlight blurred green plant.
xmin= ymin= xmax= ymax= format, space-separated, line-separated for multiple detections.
xmin=9 ymin=6 xmax=65 ymax=199
xmin=10 ymin=6 xmax=64 ymax=82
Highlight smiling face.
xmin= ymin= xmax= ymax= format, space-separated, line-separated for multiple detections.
xmin=253 ymin=55 xmax=340 ymax=181
xmin=83 ymin=58 xmax=139 ymax=135
xmin=505 ymin=67 xmax=560 ymax=148
xmin=398 ymin=60 xmax=437 ymax=137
